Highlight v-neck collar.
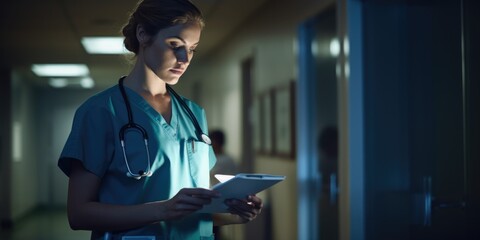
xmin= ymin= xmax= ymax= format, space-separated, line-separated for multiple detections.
xmin=121 ymin=85 xmax=179 ymax=133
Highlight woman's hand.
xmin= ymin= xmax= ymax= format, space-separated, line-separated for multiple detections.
xmin=224 ymin=195 xmax=263 ymax=223
xmin=161 ymin=188 xmax=220 ymax=220
xmin=68 ymin=160 xmax=220 ymax=232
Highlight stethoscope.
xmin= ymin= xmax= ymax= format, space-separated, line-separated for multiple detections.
xmin=118 ymin=77 xmax=211 ymax=179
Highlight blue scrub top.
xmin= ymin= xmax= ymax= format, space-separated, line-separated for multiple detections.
xmin=58 ymin=82 xmax=217 ymax=240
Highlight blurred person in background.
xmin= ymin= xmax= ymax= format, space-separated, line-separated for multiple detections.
xmin=209 ymin=129 xmax=238 ymax=186
xmin=209 ymin=129 xmax=238 ymax=240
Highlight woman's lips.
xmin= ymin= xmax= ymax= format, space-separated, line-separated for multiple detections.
xmin=170 ymin=68 xmax=184 ymax=75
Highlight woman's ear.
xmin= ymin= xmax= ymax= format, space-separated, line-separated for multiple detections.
xmin=136 ymin=24 xmax=150 ymax=47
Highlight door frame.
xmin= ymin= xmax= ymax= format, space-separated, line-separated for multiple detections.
xmin=296 ymin=0 xmax=365 ymax=239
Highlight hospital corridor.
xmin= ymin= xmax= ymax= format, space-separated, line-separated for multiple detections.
xmin=0 ymin=208 xmax=89 ymax=240
xmin=1 ymin=0 xmax=480 ymax=239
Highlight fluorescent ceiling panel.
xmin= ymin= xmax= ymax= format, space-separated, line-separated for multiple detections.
xmin=49 ymin=77 xmax=95 ymax=89
xmin=32 ymin=64 xmax=90 ymax=77
xmin=81 ymin=37 xmax=128 ymax=54
xmin=80 ymin=77 xmax=95 ymax=89
xmin=49 ymin=78 xmax=69 ymax=88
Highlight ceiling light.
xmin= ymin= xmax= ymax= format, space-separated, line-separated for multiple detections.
xmin=80 ymin=77 xmax=95 ymax=89
xmin=32 ymin=64 xmax=90 ymax=77
xmin=49 ymin=78 xmax=69 ymax=88
xmin=48 ymin=77 xmax=95 ymax=89
xmin=330 ymin=38 xmax=340 ymax=57
xmin=81 ymin=37 xmax=128 ymax=54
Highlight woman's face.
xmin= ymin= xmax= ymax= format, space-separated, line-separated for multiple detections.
xmin=141 ymin=22 xmax=202 ymax=85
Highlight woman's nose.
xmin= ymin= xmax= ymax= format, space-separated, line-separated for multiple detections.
xmin=175 ymin=48 xmax=189 ymax=63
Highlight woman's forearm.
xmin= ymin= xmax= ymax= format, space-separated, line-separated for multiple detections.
xmin=68 ymin=201 xmax=164 ymax=232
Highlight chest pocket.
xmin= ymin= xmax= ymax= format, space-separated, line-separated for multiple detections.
xmin=186 ymin=139 xmax=211 ymax=188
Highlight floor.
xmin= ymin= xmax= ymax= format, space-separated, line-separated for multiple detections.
xmin=0 ymin=207 xmax=264 ymax=240
xmin=0 ymin=207 xmax=90 ymax=240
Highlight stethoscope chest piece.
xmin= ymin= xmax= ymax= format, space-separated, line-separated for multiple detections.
xmin=201 ymin=134 xmax=211 ymax=145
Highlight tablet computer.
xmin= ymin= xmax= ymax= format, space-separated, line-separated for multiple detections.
xmin=198 ymin=173 xmax=286 ymax=213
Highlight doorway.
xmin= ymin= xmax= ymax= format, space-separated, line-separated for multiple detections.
xmin=297 ymin=3 xmax=339 ymax=240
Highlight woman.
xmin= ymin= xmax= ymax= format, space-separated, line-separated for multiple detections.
xmin=58 ymin=0 xmax=263 ymax=239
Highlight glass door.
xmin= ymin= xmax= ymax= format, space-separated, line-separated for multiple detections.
xmin=313 ymin=6 xmax=339 ymax=240
xmin=297 ymin=4 xmax=339 ymax=240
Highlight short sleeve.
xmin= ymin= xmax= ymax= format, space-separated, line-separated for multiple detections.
xmin=58 ymin=104 xmax=115 ymax=177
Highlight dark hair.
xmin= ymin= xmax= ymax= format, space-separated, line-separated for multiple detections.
xmin=122 ymin=0 xmax=204 ymax=54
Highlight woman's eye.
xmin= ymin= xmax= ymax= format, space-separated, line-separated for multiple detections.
xmin=170 ymin=42 xmax=181 ymax=49
xmin=169 ymin=42 xmax=196 ymax=54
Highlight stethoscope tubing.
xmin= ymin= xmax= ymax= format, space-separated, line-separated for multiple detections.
xmin=117 ymin=77 xmax=210 ymax=179
xmin=119 ymin=77 xmax=153 ymax=179
xmin=166 ymin=85 xmax=212 ymax=145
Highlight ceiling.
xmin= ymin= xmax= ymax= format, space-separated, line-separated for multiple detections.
xmin=0 ymin=0 xmax=267 ymax=88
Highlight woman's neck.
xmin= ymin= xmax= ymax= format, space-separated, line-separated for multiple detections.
xmin=123 ymin=61 xmax=173 ymax=123
xmin=123 ymin=62 xmax=168 ymax=97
